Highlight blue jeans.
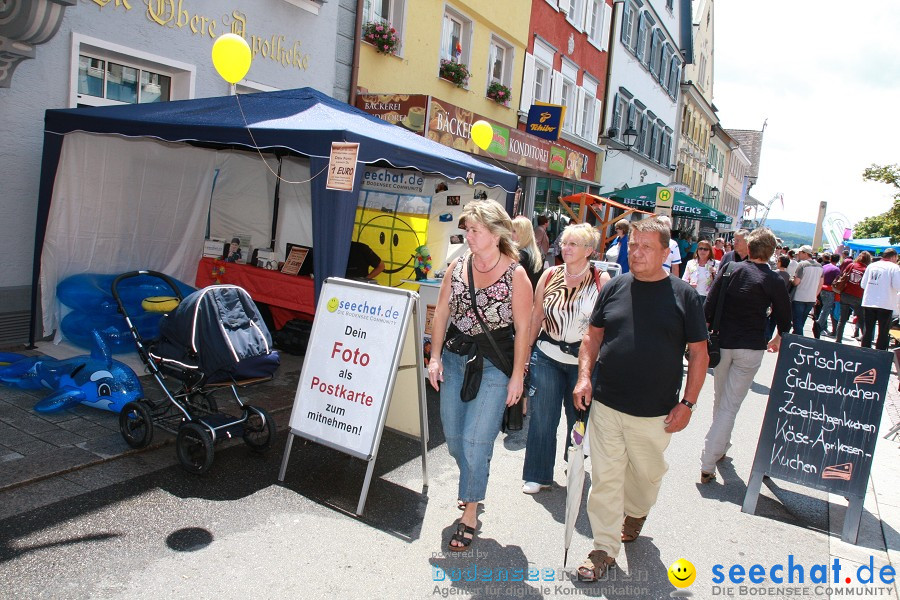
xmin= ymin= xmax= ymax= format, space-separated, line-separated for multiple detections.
xmin=792 ymin=301 xmax=815 ymax=335
xmin=816 ymin=290 xmax=836 ymax=331
xmin=439 ymin=349 xmax=509 ymax=503
xmin=522 ymin=347 xmax=579 ymax=485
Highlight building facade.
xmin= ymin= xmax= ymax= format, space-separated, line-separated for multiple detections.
xmin=517 ymin=0 xmax=613 ymax=232
xmin=599 ymin=0 xmax=690 ymax=196
xmin=0 ymin=0 xmax=349 ymax=343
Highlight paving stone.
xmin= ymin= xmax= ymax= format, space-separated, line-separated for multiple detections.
xmin=55 ymin=417 xmax=96 ymax=432
xmin=1 ymin=410 xmax=60 ymax=434
xmin=0 ymin=449 xmax=23 ymax=463
xmin=0 ymin=422 xmax=37 ymax=445
xmin=0 ymin=446 xmax=99 ymax=490
xmin=76 ymin=433 xmax=131 ymax=460
xmin=39 ymin=428 xmax=88 ymax=448
xmin=4 ymin=437 xmax=54 ymax=456
xmin=69 ymin=423 xmax=116 ymax=442
xmin=34 ymin=410 xmax=82 ymax=424
xmin=0 ymin=476 xmax=88 ymax=520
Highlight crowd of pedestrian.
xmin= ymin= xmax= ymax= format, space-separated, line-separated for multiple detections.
xmin=426 ymin=199 xmax=898 ymax=576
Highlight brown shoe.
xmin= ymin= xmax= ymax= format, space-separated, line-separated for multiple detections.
xmin=577 ymin=550 xmax=616 ymax=581
xmin=621 ymin=515 xmax=647 ymax=543
xmin=700 ymin=471 xmax=716 ymax=484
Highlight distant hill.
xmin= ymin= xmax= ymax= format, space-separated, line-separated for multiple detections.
xmin=773 ymin=231 xmax=813 ymax=248
xmin=764 ymin=219 xmax=816 ymax=237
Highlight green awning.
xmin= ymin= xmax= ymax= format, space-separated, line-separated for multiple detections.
xmin=608 ymin=183 xmax=732 ymax=224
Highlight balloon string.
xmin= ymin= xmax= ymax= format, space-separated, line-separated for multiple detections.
xmin=233 ymin=92 xmax=329 ymax=184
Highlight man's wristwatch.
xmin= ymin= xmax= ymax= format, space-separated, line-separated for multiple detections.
xmin=680 ymin=398 xmax=695 ymax=411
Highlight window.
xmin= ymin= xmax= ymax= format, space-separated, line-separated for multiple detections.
xmin=587 ymin=0 xmax=602 ymax=43
xmin=520 ymin=38 xmax=555 ymax=111
xmin=566 ymin=0 xmax=585 ymax=31
xmin=488 ymin=36 xmax=513 ymax=87
xmin=649 ymin=30 xmax=663 ymax=75
xmin=441 ymin=7 xmax=472 ymax=65
xmin=560 ymin=59 xmax=578 ymax=133
xmin=635 ymin=13 xmax=652 ymax=66
xmin=637 ymin=111 xmax=649 ymax=155
xmin=659 ymin=43 xmax=673 ymax=84
xmin=649 ymin=122 xmax=660 ymax=160
xmin=71 ymin=35 xmax=193 ymax=108
xmin=363 ymin=0 xmax=405 ymax=51
xmin=578 ymin=73 xmax=601 ymax=142
xmin=620 ymin=1 xmax=635 ymax=49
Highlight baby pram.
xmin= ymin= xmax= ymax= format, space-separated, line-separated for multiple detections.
xmin=112 ymin=271 xmax=280 ymax=474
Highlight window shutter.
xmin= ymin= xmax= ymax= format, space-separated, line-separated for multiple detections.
xmin=600 ymin=2 xmax=612 ymax=51
xmin=575 ymin=86 xmax=587 ymax=137
xmin=520 ymin=52 xmax=536 ymax=113
xmin=620 ymin=2 xmax=631 ymax=47
xmin=610 ymin=92 xmax=620 ymax=133
xmin=551 ymin=70 xmax=564 ymax=104
xmin=558 ymin=0 xmax=571 ymax=14
xmin=591 ymin=98 xmax=603 ymax=143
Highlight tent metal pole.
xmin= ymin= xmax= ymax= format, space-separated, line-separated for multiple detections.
xmin=270 ymin=155 xmax=283 ymax=250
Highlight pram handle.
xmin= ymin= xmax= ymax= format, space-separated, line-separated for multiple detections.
xmin=111 ymin=270 xmax=185 ymax=305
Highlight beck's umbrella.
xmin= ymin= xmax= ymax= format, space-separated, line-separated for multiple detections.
xmin=563 ymin=411 xmax=588 ymax=567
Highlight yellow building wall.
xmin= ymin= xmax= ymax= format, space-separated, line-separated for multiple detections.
xmin=358 ymin=0 xmax=530 ymax=130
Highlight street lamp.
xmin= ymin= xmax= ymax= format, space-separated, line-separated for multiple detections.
xmin=601 ymin=126 xmax=638 ymax=154
xmin=702 ymin=186 xmax=719 ymax=204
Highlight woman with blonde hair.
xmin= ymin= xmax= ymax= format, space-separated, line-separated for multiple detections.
xmin=512 ymin=216 xmax=544 ymax=289
xmin=522 ymin=222 xmax=609 ymax=494
xmin=428 ymin=200 xmax=533 ymax=550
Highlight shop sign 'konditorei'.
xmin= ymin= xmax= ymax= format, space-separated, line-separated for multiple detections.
xmin=356 ymin=94 xmax=595 ymax=182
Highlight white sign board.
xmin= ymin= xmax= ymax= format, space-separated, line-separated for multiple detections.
xmin=325 ymin=142 xmax=359 ymax=191
xmin=288 ymin=279 xmax=410 ymax=458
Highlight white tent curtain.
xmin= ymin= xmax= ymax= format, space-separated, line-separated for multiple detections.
xmin=41 ymin=133 xmax=217 ymax=336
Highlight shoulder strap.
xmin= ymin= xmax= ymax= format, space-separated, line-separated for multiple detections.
xmin=467 ymin=256 xmax=512 ymax=373
xmin=710 ymin=261 xmax=737 ymax=333
xmin=590 ymin=264 xmax=605 ymax=295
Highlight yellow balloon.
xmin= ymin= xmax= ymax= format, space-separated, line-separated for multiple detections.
xmin=471 ymin=120 xmax=493 ymax=151
xmin=211 ymin=33 xmax=252 ymax=84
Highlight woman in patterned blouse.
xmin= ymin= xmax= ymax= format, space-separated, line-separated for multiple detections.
xmin=428 ymin=200 xmax=533 ymax=551
xmin=521 ymin=223 xmax=609 ymax=494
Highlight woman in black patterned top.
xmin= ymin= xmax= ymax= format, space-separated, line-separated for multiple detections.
xmin=428 ymin=200 xmax=533 ymax=551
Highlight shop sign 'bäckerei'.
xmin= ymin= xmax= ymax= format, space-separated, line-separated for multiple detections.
xmin=748 ymin=334 xmax=889 ymax=498
xmin=288 ymin=283 xmax=407 ymax=458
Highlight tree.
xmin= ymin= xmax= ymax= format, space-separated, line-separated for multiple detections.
xmin=856 ymin=164 xmax=900 ymax=243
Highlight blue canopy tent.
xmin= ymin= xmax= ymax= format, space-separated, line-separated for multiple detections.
xmin=32 ymin=87 xmax=517 ymax=344
xmin=844 ymin=238 xmax=900 ymax=255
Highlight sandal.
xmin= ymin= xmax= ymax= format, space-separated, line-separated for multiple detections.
xmin=621 ymin=515 xmax=646 ymax=543
xmin=700 ymin=471 xmax=716 ymax=484
xmin=577 ymin=550 xmax=615 ymax=581
xmin=447 ymin=522 xmax=476 ymax=551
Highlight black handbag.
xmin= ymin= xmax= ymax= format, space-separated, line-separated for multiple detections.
xmin=706 ymin=262 xmax=737 ymax=368
xmin=465 ymin=257 xmax=523 ymax=431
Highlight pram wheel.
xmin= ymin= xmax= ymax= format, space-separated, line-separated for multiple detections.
xmin=119 ymin=401 xmax=154 ymax=449
xmin=243 ymin=406 xmax=275 ymax=451
xmin=176 ymin=423 xmax=214 ymax=474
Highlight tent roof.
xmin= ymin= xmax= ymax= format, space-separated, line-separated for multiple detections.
xmin=844 ymin=238 xmax=900 ymax=253
xmin=608 ymin=183 xmax=733 ymax=224
xmin=44 ymin=87 xmax=517 ymax=191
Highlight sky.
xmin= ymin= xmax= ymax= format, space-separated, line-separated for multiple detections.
xmin=712 ymin=1 xmax=900 ymax=228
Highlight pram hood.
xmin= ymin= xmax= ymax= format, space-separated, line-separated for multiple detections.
xmin=155 ymin=285 xmax=273 ymax=378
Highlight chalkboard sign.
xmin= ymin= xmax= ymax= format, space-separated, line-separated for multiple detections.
xmin=743 ymin=334 xmax=890 ymax=543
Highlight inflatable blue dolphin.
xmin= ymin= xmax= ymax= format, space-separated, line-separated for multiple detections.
xmin=0 ymin=331 xmax=144 ymax=414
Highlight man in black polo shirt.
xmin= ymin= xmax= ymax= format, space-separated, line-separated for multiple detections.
xmin=572 ymin=217 xmax=709 ymax=581
xmin=718 ymin=229 xmax=750 ymax=271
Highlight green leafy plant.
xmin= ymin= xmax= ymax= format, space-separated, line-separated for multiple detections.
xmin=486 ymin=82 xmax=512 ymax=105
xmin=855 ymin=163 xmax=900 ymax=243
xmin=439 ymin=59 xmax=470 ymax=88
xmin=362 ymin=20 xmax=399 ymax=55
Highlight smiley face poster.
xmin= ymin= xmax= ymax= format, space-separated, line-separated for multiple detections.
xmin=355 ymin=168 xmax=433 ymax=288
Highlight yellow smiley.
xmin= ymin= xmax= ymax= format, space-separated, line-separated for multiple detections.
xmin=667 ymin=558 xmax=696 ymax=588
xmin=327 ymin=297 xmax=339 ymax=312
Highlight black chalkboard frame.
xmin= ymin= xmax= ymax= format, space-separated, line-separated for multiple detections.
xmin=741 ymin=334 xmax=891 ymax=544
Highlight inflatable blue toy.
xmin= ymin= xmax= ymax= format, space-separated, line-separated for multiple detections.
xmin=0 ymin=331 xmax=144 ymax=414
xmin=57 ymin=272 xmax=195 ymax=353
